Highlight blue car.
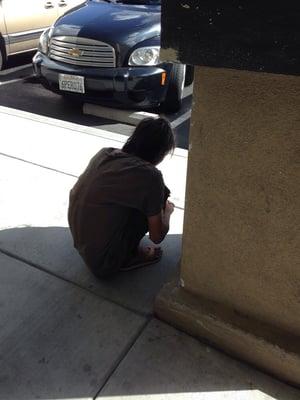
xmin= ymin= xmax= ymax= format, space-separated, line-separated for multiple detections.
xmin=33 ymin=0 xmax=191 ymax=112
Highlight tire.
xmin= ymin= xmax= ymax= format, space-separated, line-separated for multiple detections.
xmin=0 ymin=42 xmax=5 ymax=71
xmin=185 ymin=65 xmax=194 ymax=86
xmin=163 ymin=63 xmax=186 ymax=113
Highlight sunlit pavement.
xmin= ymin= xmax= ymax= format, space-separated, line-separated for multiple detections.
xmin=0 ymin=107 xmax=299 ymax=398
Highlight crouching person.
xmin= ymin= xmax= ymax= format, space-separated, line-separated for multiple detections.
xmin=68 ymin=118 xmax=175 ymax=278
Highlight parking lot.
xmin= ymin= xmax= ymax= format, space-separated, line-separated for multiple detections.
xmin=0 ymin=52 xmax=192 ymax=149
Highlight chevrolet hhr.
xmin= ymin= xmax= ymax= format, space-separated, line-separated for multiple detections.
xmin=33 ymin=0 xmax=191 ymax=112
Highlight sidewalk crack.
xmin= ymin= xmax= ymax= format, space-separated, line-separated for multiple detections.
xmin=0 ymin=247 xmax=150 ymax=319
xmin=93 ymin=318 xmax=151 ymax=400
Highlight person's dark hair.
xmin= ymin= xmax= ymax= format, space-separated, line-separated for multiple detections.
xmin=122 ymin=117 xmax=175 ymax=164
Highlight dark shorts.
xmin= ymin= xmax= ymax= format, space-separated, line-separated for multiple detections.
xmin=76 ymin=209 xmax=148 ymax=279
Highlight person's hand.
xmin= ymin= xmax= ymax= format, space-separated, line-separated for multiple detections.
xmin=165 ymin=200 xmax=175 ymax=215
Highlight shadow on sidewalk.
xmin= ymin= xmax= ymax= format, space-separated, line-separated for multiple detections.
xmin=0 ymin=226 xmax=181 ymax=315
xmin=0 ymin=227 xmax=299 ymax=400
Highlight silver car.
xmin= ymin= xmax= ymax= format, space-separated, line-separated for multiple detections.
xmin=0 ymin=0 xmax=84 ymax=69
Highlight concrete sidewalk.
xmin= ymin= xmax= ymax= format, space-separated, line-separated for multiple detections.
xmin=0 ymin=106 xmax=299 ymax=399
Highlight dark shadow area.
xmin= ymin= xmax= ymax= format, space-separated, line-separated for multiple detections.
xmin=0 ymin=226 xmax=181 ymax=315
xmin=5 ymin=51 xmax=35 ymax=69
xmin=0 ymin=65 xmax=33 ymax=84
xmin=0 ymin=227 xmax=299 ymax=399
xmin=0 ymin=75 xmax=116 ymax=129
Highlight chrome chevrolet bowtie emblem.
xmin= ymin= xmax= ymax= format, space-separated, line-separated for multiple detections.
xmin=68 ymin=48 xmax=82 ymax=57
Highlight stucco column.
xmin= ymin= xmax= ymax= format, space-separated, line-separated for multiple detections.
xmin=155 ymin=0 xmax=300 ymax=387
xmin=155 ymin=66 xmax=300 ymax=385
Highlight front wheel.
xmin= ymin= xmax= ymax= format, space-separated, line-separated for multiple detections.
xmin=0 ymin=42 xmax=5 ymax=71
xmin=162 ymin=63 xmax=186 ymax=113
xmin=185 ymin=65 xmax=194 ymax=86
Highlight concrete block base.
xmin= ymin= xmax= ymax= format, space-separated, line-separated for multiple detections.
xmin=155 ymin=281 xmax=300 ymax=388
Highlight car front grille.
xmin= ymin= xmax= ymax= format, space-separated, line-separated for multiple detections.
xmin=49 ymin=36 xmax=116 ymax=68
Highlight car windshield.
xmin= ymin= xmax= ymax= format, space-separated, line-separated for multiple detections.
xmin=91 ymin=0 xmax=161 ymax=4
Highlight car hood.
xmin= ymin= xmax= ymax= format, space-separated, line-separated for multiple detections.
xmin=52 ymin=1 xmax=161 ymax=48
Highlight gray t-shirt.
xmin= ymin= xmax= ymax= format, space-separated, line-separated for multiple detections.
xmin=68 ymin=147 xmax=165 ymax=254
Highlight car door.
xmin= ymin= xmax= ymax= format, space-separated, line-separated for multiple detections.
xmin=57 ymin=0 xmax=84 ymax=16
xmin=2 ymin=0 xmax=59 ymax=55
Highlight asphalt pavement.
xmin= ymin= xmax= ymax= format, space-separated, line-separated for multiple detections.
xmin=0 ymin=52 xmax=192 ymax=149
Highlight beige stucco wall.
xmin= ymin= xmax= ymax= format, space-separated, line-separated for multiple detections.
xmin=181 ymin=67 xmax=300 ymax=336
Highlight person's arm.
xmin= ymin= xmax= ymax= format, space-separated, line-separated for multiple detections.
xmin=147 ymin=201 xmax=175 ymax=244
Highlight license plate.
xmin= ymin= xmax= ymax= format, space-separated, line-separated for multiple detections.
xmin=59 ymin=74 xmax=85 ymax=94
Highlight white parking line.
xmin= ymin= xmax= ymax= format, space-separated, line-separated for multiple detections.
xmin=0 ymin=76 xmax=33 ymax=86
xmin=170 ymin=110 xmax=192 ymax=129
xmin=0 ymin=63 xmax=32 ymax=76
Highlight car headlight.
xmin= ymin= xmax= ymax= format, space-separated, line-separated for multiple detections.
xmin=38 ymin=29 xmax=50 ymax=55
xmin=129 ymin=46 xmax=160 ymax=66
